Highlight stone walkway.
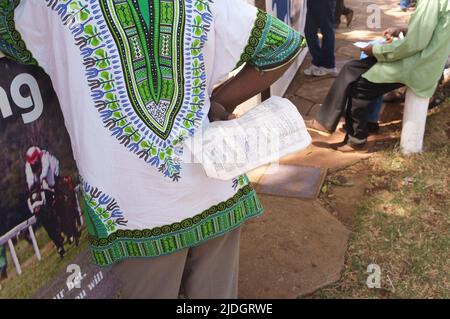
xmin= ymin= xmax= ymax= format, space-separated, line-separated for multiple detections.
xmin=238 ymin=0 xmax=412 ymax=298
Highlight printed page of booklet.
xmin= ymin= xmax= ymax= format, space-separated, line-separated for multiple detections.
xmin=184 ymin=96 xmax=312 ymax=180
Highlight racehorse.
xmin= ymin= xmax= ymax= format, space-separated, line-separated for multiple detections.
xmin=28 ymin=184 xmax=66 ymax=259
xmin=27 ymin=176 xmax=81 ymax=259
xmin=54 ymin=176 xmax=81 ymax=247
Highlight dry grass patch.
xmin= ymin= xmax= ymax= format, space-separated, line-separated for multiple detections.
xmin=311 ymin=100 xmax=450 ymax=299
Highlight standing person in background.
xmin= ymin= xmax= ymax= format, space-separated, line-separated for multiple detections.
xmin=304 ymin=0 xmax=338 ymax=77
xmin=335 ymin=0 xmax=354 ymax=28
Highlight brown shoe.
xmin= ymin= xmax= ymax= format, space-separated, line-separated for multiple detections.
xmin=305 ymin=119 xmax=332 ymax=136
xmin=336 ymin=136 xmax=367 ymax=152
xmin=336 ymin=143 xmax=367 ymax=152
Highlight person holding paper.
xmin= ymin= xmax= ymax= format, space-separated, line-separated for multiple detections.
xmin=306 ymin=0 xmax=450 ymax=151
xmin=0 ymin=0 xmax=304 ymax=298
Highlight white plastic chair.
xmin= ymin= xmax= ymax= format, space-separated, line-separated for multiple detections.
xmin=400 ymin=89 xmax=430 ymax=155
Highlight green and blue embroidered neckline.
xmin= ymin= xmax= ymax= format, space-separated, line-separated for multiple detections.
xmin=46 ymin=0 xmax=213 ymax=181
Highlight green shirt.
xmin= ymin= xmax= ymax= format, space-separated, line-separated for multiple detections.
xmin=363 ymin=0 xmax=450 ymax=98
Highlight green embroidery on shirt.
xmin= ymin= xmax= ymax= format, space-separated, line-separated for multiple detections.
xmin=47 ymin=0 xmax=212 ymax=181
xmin=99 ymin=0 xmax=185 ymax=140
xmin=236 ymin=9 xmax=267 ymax=70
xmin=0 ymin=0 xmax=36 ymax=64
xmin=86 ymin=184 xmax=263 ymax=266
xmin=236 ymin=9 xmax=303 ymax=71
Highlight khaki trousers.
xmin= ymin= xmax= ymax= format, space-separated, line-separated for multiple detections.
xmin=112 ymin=227 xmax=241 ymax=299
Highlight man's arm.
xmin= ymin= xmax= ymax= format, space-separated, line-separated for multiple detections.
xmin=211 ymin=61 xmax=295 ymax=116
xmin=207 ymin=0 xmax=305 ymax=121
xmin=372 ymin=0 xmax=440 ymax=63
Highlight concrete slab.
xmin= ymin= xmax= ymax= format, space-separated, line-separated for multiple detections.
xmin=278 ymin=126 xmax=372 ymax=170
xmin=290 ymin=96 xmax=315 ymax=116
xmin=295 ymin=78 xmax=336 ymax=104
xmin=256 ymin=165 xmax=326 ymax=200
xmin=336 ymin=43 xmax=360 ymax=59
xmin=306 ymin=103 xmax=322 ymax=117
xmin=239 ymin=195 xmax=350 ymax=299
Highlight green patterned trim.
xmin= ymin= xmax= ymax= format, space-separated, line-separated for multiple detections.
xmin=88 ymin=185 xmax=263 ymax=266
xmin=0 ymin=0 xmax=36 ymax=64
xmin=236 ymin=9 xmax=304 ymax=71
xmin=236 ymin=9 xmax=267 ymax=70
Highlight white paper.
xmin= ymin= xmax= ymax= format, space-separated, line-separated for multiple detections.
xmin=353 ymin=41 xmax=370 ymax=49
xmin=184 ymin=96 xmax=312 ymax=180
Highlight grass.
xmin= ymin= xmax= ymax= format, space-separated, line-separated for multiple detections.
xmin=0 ymin=228 xmax=88 ymax=299
xmin=312 ymin=100 xmax=450 ymax=298
xmin=4 ymin=226 xmax=53 ymax=266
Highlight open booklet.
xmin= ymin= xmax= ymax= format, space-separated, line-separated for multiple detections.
xmin=183 ymin=96 xmax=312 ymax=180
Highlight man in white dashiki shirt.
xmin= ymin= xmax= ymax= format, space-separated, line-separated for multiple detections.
xmin=0 ymin=0 xmax=304 ymax=298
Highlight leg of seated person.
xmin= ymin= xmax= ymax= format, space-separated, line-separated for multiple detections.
xmin=367 ymin=95 xmax=384 ymax=133
xmin=346 ymin=78 xmax=404 ymax=142
xmin=315 ymin=58 xmax=377 ymax=132
xmin=367 ymin=96 xmax=384 ymax=123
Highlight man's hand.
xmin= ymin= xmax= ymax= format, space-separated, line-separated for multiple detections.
xmin=208 ymin=101 xmax=236 ymax=122
xmin=383 ymin=27 xmax=408 ymax=40
xmin=383 ymin=27 xmax=400 ymax=39
xmin=361 ymin=44 xmax=374 ymax=58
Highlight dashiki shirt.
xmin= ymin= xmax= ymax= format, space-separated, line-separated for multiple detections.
xmin=0 ymin=0 xmax=304 ymax=266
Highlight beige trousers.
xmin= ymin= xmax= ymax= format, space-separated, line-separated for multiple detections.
xmin=112 ymin=227 xmax=241 ymax=299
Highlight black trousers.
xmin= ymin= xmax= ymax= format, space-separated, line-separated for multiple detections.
xmin=305 ymin=0 xmax=336 ymax=69
xmin=315 ymin=58 xmax=403 ymax=140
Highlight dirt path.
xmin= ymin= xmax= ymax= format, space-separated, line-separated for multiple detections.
xmin=238 ymin=0 xmax=413 ymax=298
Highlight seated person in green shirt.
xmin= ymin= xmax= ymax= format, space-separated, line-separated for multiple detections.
xmin=306 ymin=0 xmax=450 ymax=151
